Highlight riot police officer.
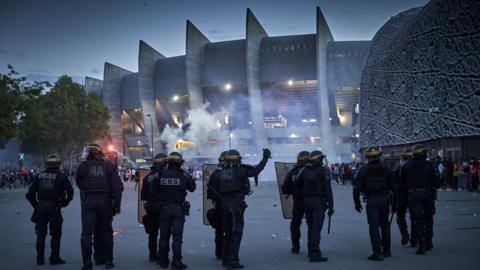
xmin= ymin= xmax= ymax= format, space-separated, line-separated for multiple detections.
xmin=208 ymin=148 xmax=270 ymax=269
xmin=281 ymin=151 xmax=310 ymax=254
xmin=207 ymin=151 xmax=228 ymax=260
xmin=156 ymin=152 xmax=196 ymax=269
xmin=76 ymin=144 xmax=123 ymax=270
xmin=400 ymin=144 xmax=439 ymax=255
xmin=26 ymin=154 xmax=74 ymax=265
xmin=296 ymin=150 xmax=333 ymax=262
xmin=141 ymin=153 xmax=167 ymax=262
xmin=392 ymin=149 xmax=415 ymax=246
xmin=353 ymin=147 xmax=392 ymax=261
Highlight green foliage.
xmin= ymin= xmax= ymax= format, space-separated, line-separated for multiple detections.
xmin=0 ymin=66 xmax=110 ymax=163
xmin=0 ymin=65 xmax=45 ymax=149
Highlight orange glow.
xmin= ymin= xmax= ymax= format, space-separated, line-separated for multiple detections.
xmin=107 ymin=145 xmax=115 ymax=152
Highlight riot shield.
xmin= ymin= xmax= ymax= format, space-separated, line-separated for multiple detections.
xmin=275 ymin=162 xmax=296 ymax=219
xmin=137 ymin=168 xmax=151 ymax=224
xmin=202 ymin=164 xmax=218 ymax=225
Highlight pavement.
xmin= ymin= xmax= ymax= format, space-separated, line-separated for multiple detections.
xmin=0 ymin=181 xmax=479 ymax=270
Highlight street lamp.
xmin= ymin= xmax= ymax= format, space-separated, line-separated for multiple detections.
xmin=146 ymin=114 xmax=154 ymax=158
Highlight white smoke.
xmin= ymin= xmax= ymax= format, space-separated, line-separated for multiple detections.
xmin=161 ymin=103 xmax=224 ymax=156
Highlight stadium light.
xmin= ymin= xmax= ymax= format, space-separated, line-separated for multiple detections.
xmin=225 ymin=83 xmax=232 ymax=91
xmin=289 ymin=133 xmax=298 ymax=138
xmin=173 ymin=95 xmax=179 ymax=101
xmin=288 ymin=80 xmax=293 ymax=86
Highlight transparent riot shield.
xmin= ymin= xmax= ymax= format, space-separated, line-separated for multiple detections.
xmin=137 ymin=168 xmax=151 ymax=223
xmin=202 ymin=164 xmax=218 ymax=225
xmin=275 ymin=162 xmax=296 ymax=219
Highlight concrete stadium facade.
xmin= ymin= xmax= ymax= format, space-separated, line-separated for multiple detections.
xmin=85 ymin=8 xmax=369 ymax=164
xmin=359 ymin=0 xmax=480 ymax=160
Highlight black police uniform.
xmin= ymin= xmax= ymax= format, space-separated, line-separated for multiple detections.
xmin=155 ymin=165 xmax=196 ymax=268
xmin=353 ymin=159 xmax=392 ymax=259
xmin=297 ymin=162 xmax=334 ymax=260
xmin=76 ymin=155 xmax=123 ymax=268
xmin=392 ymin=160 xmax=416 ymax=245
xmin=207 ymin=166 xmax=226 ymax=260
xmin=208 ymin=156 xmax=268 ymax=267
xmin=282 ymin=163 xmax=306 ymax=253
xmin=400 ymin=156 xmax=439 ymax=254
xmin=141 ymin=168 xmax=165 ymax=262
xmin=26 ymin=167 xmax=74 ymax=264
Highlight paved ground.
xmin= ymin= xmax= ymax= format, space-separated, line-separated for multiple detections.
xmin=1 ymin=181 xmax=479 ymax=270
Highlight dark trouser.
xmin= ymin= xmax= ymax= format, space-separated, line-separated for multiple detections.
xmin=214 ymin=204 xmax=224 ymax=258
xmin=143 ymin=211 xmax=161 ymax=259
xmin=80 ymin=194 xmax=113 ymax=263
xmin=304 ymin=196 xmax=326 ymax=254
xmin=366 ymin=194 xmax=390 ymax=254
xmin=94 ymin=227 xmax=105 ymax=263
xmin=395 ymin=193 xmax=415 ymax=241
xmin=290 ymin=197 xmax=305 ymax=249
xmin=35 ymin=201 xmax=63 ymax=259
xmin=159 ymin=204 xmax=185 ymax=263
xmin=408 ymin=190 xmax=435 ymax=244
xmin=221 ymin=197 xmax=245 ymax=263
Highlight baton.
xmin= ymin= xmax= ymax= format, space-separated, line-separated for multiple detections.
xmin=327 ymin=215 xmax=332 ymax=234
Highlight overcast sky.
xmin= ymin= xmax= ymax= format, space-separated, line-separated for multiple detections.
xmin=0 ymin=0 xmax=429 ymax=82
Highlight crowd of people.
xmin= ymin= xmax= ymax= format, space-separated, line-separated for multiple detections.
xmin=436 ymin=158 xmax=480 ymax=192
xmin=0 ymin=168 xmax=37 ymax=189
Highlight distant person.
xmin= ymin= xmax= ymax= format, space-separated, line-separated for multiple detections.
xmin=25 ymin=154 xmax=74 ymax=265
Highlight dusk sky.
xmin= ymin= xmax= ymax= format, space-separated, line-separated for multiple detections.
xmin=0 ymin=0 xmax=428 ymax=82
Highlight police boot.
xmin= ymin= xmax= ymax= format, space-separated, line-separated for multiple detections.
xmin=291 ymin=244 xmax=300 ymax=254
xmin=309 ymin=252 xmax=328 ymax=262
xmin=158 ymin=258 xmax=170 ymax=269
xmin=367 ymin=253 xmax=384 ymax=261
xmin=426 ymin=238 xmax=433 ymax=251
xmin=81 ymin=259 xmax=93 ymax=270
xmin=226 ymin=261 xmax=244 ymax=269
xmin=416 ymin=240 xmax=427 ymax=255
xmin=383 ymin=249 xmax=391 ymax=258
xmin=171 ymin=260 xmax=188 ymax=270
xmin=49 ymin=257 xmax=66 ymax=265
xmin=36 ymin=256 xmax=45 ymax=266
xmin=401 ymin=234 xmax=410 ymax=245
xmin=104 ymin=257 xmax=114 ymax=269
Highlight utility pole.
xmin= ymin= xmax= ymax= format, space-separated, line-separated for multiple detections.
xmin=146 ymin=114 xmax=154 ymax=158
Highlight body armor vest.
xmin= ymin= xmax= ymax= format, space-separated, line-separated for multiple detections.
xmin=365 ymin=164 xmax=388 ymax=193
xmin=302 ymin=166 xmax=326 ymax=196
xmin=83 ymin=161 xmax=111 ymax=193
xmin=406 ymin=159 xmax=434 ymax=189
xmin=37 ymin=171 xmax=58 ymax=201
xmin=157 ymin=169 xmax=187 ymax=204
xmin=218 ymin=166 xmax=242 ymax=194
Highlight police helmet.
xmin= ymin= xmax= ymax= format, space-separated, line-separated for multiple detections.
xmin=402 ymin=149 xmax=412 ymax=159
xmin=309 ymin=150 xmax=324 ymax=164
xmin=412 ymin=144 xmax=428 ymax=158
xmin=225 ymin=149 xmax=242 ymax=164
xmin=218 ymin=151 xmax=228 ymax=163
xmin=366 ymin=146 xmax=382 ymax=160
xmin=152 ymin=153 xmax=167 ymax=168
xmin=45 ymin=154 xmax=62 ymax=168
xmin=297 ymin=151 xmax=310 ymax=163
xmin=86 ymin=143 xmax=103 ymax=155
xmin=168 ymin=152 xmax=184 ymax=165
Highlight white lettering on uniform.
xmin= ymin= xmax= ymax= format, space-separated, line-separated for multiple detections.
xmin=160 ymin=178 xmax=180 ymax=186
xmin=89 ymin=165 xmax=104 ymax=177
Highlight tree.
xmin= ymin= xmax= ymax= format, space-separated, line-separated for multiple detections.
xmin=20 ymin=75 xmax=110 ymax=169
xmin=0 ymin=65 xmax=44 ymax=149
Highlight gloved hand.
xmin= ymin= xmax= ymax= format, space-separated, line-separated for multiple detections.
xmin=355 ymin=204 xmax=363 ymax=213
xmin=263 ymin=148 xmax=271 ymax=159
xmin=327 ymin=207 xmax=334 ymax=217
xmin=112 ymin=207 xmax=121 ymax=216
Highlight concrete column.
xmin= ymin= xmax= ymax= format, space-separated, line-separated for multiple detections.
xmin=186 ymin=20 xmax=210 ymax=110
xmin=316 ymin=6 xmax=337 ymax=159
xmin=102 ymin=62 xmax=132 ymax=152
xmin=138 ymin=40 xmax=165 ymax=155
xmin=246 ymin=8 xmax=269 ymax=149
